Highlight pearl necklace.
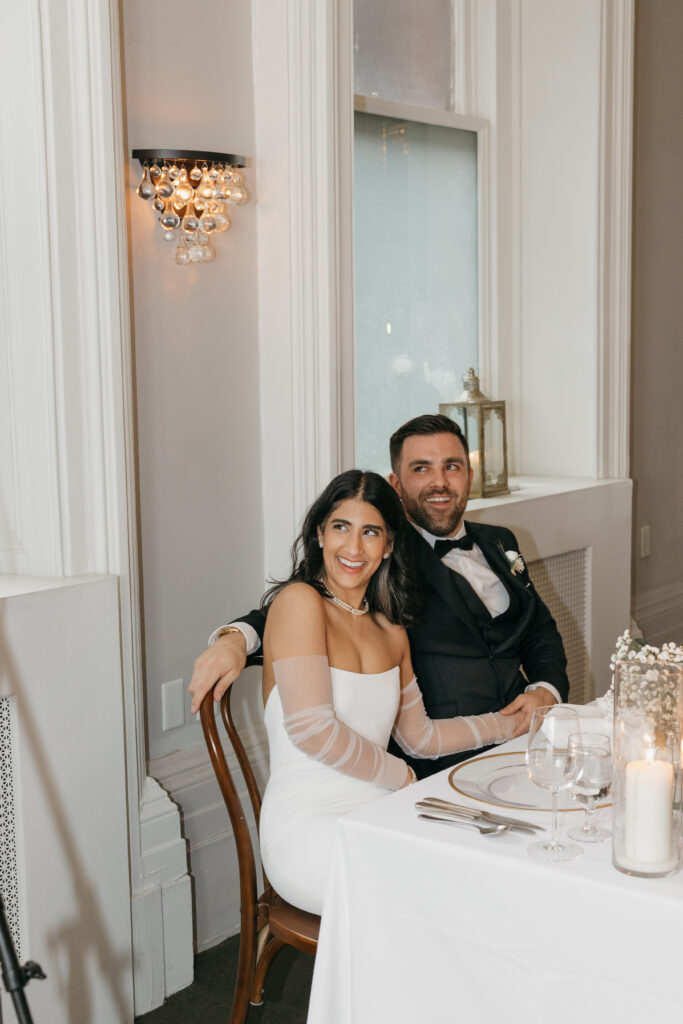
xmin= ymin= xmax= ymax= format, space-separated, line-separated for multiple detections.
xmin=322 ymin=579 xmax=370 ymax=616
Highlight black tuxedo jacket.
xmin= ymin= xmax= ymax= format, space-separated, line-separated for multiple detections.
xmin=396 ymin=522 xmax=568 ymax=776
xmin=237 ymin=520 xmax=569 ymax=779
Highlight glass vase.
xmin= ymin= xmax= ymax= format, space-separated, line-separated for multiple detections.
xmin=612 ymin=661 xmax=683 ymax=877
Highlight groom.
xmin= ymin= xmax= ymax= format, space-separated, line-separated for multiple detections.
xmin=189 ymin=414 xmax=569 ymax=778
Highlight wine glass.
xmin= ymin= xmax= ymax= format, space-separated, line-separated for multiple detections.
xmin=567 ymin=732 xmax=612 ymax=843
xmin=526 ymin=706 xmax=583 ymax=862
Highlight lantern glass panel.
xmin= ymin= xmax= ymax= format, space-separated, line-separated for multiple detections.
xmin=483 ymin=405 xmax=506 ymax=489
xmin=463 ymin=406 xmax=481 ymax=496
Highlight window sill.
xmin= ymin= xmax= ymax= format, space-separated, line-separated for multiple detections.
xmin=466 ymin=475 xmax=628 ymax=514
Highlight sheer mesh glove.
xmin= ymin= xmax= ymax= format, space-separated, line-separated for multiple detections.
xmin=274 ymin=656 xmax=517 ymax=790
xmin=392 ymin=677 xmax=516 ymax=759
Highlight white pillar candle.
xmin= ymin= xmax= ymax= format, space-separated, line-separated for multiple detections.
xmin=624 ymin=758 xmax=674 ymax=866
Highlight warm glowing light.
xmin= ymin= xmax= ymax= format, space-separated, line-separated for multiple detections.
xmin=133 ymin=149 xmax=249 ymax=266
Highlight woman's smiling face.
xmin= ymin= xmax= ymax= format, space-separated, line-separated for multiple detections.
xmin=317 ymin=498 xmax=392 ymax=600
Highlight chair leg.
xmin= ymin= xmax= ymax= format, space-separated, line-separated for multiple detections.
xmin=249 ymin=934 xmax=286 ymax=1006
xmin=229 ymin=907 xmax=259 ymax=1024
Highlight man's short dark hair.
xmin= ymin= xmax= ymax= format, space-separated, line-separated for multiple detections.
xmin=389 ymin=414 xmax=469 ymax=473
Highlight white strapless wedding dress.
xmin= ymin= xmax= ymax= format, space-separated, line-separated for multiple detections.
xmin=260 ymin=666 xmax=400 ymax=915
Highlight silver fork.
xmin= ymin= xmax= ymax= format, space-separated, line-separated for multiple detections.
xmin=416 ymin=798 xmax=543 ymax=834
xmin=417 ymin=813 xmax=510 ymax=837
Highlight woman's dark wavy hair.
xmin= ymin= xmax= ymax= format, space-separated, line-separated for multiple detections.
xmin=262 ymin=470 xmax=420 ymax=627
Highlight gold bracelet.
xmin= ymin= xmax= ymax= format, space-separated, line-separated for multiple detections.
xmin=215 ymin=625 xmax=243 ymax=641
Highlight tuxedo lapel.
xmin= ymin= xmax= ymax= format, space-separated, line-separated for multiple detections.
xmin=465 ymin=522 xmax=535 ymax=620
xmin=412 ymin=532 xmax=486 ymax=644
xmin=467 ymin=523 xmax=508 ymax=581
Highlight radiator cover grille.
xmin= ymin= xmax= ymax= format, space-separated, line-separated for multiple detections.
xmin=0 ymin=696 xmax=20 ymax=956
xmin=527 ymin=548 xmax=588 ymax=704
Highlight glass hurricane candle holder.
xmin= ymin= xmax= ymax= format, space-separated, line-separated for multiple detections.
xmin=612 ymin=661 xmax=683 ymax=877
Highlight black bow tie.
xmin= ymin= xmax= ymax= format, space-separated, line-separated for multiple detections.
xmin=434 ymin=534 xmax=475 ymax=558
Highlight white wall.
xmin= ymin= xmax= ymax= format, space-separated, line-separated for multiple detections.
xmin=630 ymin=0 xmax=683 ymax=644
xmin=121 ymin=0 xmax=264 ymax=761
xmin=495 ymin=0 xmax=605 ymax=479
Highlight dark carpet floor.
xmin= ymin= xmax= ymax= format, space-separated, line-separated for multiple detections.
xmin=135 ymin=934 xmax=313 ymax=1024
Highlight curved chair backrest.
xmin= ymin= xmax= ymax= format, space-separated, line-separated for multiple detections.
xmin=199 ymin=677 xmax=319 ymax=1024
xmin=200 ymin=684 xmax=264 ymax=908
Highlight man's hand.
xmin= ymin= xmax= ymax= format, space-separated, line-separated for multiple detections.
xmin=499 ymin=688 xmax=558 ymax=738
xmin=189 ymin=631 xmax=248 ymax=714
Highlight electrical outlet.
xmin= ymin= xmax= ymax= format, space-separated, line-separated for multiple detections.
xmin=639 ymin=524 xmax=651 ymax=559
xmin=162 ymin=678 xmax=185 ymax=731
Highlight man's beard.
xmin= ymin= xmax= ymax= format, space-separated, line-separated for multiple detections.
xmin=401 ymin=488 xmax=469 ymax=537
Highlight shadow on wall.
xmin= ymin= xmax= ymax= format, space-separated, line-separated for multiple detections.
xmin=0 ymin=607 xmax=132 ymax=1023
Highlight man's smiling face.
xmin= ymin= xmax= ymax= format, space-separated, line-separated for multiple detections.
xmin=389 ymin=432 xmax=473 ymax=537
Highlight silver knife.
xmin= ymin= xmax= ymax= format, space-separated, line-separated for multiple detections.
xmin=416 ymin=798 xmax=544 ymax=833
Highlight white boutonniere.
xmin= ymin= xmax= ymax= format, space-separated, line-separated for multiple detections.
xmin=497 ymin=539 xmax=525 ymax=576
xmin=507 ymin=552 xmax=525 ymax=576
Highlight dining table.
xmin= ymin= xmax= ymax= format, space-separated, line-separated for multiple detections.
xmin=306 ymin=732 xmax=683 ymax=1024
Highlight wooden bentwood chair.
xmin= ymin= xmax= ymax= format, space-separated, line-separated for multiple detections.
xmin=200 ymin=670 xmax=320 ymax=1024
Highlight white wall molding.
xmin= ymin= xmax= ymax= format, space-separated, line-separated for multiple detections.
xmin=150 ymin=721 xmax=269 ymax=952
xmin=254 ymin=0 xmax=354 ymax=576
xmin=633 ymin=583 xmax=683 ymax=647
xmin=596 ymin=0 xmax=635 ymax=480
xmin=0 ymin=0 xmax=62 ymax=575
xmin=453 ymin=0 xmax=478 ymax=116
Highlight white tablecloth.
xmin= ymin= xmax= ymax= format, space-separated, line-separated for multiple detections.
xmin=307 ymin=739 xmax=683 ymax=1024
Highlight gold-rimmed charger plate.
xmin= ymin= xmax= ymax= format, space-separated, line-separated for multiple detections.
xmin=448 ymin=750 xmax=611 ymax=812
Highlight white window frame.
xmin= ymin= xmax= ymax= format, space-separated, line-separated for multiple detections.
xmin=352 ymin=93 xmax=491 ymax=469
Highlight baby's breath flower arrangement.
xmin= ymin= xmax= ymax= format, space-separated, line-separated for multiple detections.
xmin=606 ymin=629 xmax=683 ymax=730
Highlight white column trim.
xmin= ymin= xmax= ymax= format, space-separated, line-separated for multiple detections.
xmin=596 ymin=0 xmax=634 ymax=479
xmin=286 ymin=0 xmax=343 ymax=514
xmin=507 ymin=0 xmax=524 ymax=475
xmin=254 ymin=0 xmax=353 ymax=573
xmin=454 ymin=0 xmax=478 ymax=116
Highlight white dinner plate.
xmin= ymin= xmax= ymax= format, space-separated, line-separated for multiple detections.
xmin=448 ymin=750 xmax=611 ymax=812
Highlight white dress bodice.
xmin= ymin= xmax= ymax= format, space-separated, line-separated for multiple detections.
xmin=260 ymin=666 xmax=400 ymax=915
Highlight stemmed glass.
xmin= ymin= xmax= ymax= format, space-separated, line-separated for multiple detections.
xmin=567 ymin=732 xmax=612 ymax=843
xmin=526 ymin=706 xmax=582 ymax=862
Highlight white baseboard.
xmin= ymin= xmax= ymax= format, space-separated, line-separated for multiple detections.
xmin=133 ymin=777 xmax=195 ymax=1013
xmin=633 ymin=582 xmax=683 ymax=646
xmin=149 ymin=719 xmax=269 ymax=953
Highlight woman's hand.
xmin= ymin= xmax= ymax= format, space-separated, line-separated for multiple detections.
xmin=189 ymin=631 xmax=248 ymax=714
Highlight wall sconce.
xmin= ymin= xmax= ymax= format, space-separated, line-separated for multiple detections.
xmin=132 ymin=149 xmax=249 ymax=265
xmin=440 ymin=368 xmax=509 ymax=498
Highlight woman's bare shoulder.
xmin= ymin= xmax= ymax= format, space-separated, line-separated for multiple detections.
xmin=266 ymin=584 xmax=327 ymax=652
xmin=269 ymin=581 xmax=325 ymax=617
xmin=262 ymin=585 xmax=328 ymax=699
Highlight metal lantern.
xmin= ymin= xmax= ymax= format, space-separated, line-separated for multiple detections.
xmin=439 ymin=368 xmax=509 ymax=498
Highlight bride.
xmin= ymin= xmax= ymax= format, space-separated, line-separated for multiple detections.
xmin=259 ymin=469 xmax=524 ymax=915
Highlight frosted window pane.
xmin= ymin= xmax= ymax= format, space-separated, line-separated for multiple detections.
xmin=353 ymin=0 xmax=454 ymax=110
xmin=354 ymin=113 xmax=478 ymax=474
